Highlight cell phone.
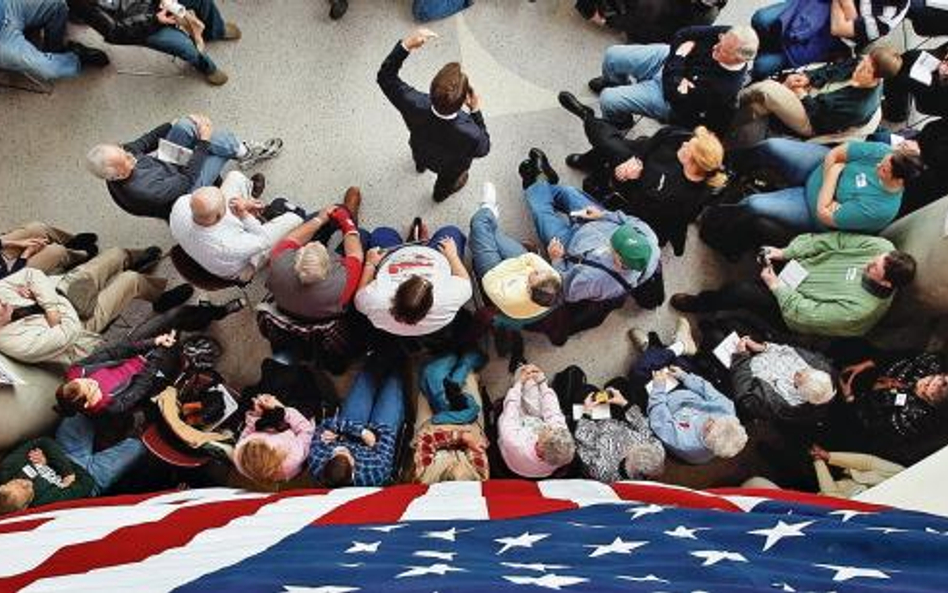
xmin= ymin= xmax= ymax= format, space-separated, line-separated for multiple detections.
xmin=757 ymin=248 xmax=770 ymax=267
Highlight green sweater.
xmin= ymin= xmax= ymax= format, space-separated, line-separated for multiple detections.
xmin=771 ymin=233 xmax=895 ymax=337
xmin=0 ymin=438 xmax=94 ymax=509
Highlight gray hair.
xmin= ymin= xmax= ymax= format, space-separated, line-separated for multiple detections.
xmin=85 ymin=144 xmax=124 ymax=181
xmin=623 ymin=441 xmax=665 ymax=479
xmin=796 ymin=368 xmax=836 ymax=405
xmin=728 ymin=25 xmax=759 ymax=62
xmin=704 ymin=415 xmax=747 ymax=459
xmin=538 ymin=426 xmax=575 ymax=469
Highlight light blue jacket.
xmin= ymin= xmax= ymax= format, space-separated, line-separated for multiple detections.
xmin=647 ymin=372 xmax=736 ymax=464
xmin=554 ymin=211 xmax=660 ymax=303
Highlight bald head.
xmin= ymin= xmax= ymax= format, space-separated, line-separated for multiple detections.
xmin=191 ymin=187 xmax=226 ymax=227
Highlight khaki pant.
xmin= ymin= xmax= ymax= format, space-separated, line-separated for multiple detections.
xmin=57 ymin=247 xmax=167 ymax=333
xmin=741 ymin=80 xmax=815 ymax=137
xmin=1 ymin=222 xmax=86 ymax=275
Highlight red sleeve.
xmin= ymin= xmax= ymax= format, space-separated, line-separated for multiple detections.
xmin=338 ymin=256 xmax=362 ymax=305
xmin=270 ymin=238 xmax=302 ymax=260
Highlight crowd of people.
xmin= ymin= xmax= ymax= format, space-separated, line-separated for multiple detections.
xmin=2 ymin=0 xmax=948 ymax=515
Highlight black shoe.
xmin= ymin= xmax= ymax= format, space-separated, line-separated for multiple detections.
xmin=129 ymin=246 xmax=162 ymax=272
xmin=152 ymin=284 xmax=195 ymax=313
xmin=508 ymin=333 xmax=526 ymax=374
xmin=518 ymin=159 xmax=540 ymax=190
xmin=566 ymin=152 xmax=594 ymax=171
xmin=64 ymin=233 xmax=98 ymax=259
xmin=670 ymin=293 xmax=709 ymax=313
xmin=433 ymin=170 xmax=469 ymax=203
xmin=558 ymin=91 xmax=594 ymax=120
xmin=262 ymin=197 xmax=306 ymax=220
xmin=200 ymin=297 xmax=245 ymax=320
xmin=329 ymin=0 xmax=348 ymax=19
xmin=529 ymin=148 xmax=559 ymax=185
xmin=588 ymin=76 xmax=613 ymax=94
xmin=67 ymin=41 xmax=109 ymax=68
xmin=250 ymin=173 xmax=266 ymax=199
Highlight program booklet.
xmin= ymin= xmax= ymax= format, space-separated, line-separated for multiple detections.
xmin=778 ymin=259 xmax=809 ymax=290
xmin=157 ymin=138 xmax=194 ymax=167
xmin=713 ymin=331 xmax=741 ymax=369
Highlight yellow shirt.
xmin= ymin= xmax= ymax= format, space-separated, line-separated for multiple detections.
xmin=482 ymin=253 xmax=558 ymax=320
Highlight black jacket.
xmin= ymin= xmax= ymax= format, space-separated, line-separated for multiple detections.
xmin=662 ymin=26 xmax=748 ymax=134
xmin=377 ymin=42 xmax=490 ymax=174
xmin=69 ymin=339 xmax=181 ymax=415
xmin=107 ymin=122 xmax=212 ymax=221
xmin=901 ymin=117 xmax=948 ymax=215
xmin=883 ymin=43 xmax=948 ymax=122
xmin=68 ymin=0 xmax=161 ymax=45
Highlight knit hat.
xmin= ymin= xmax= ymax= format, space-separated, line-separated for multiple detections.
xmin=610 ymin=225 xmax=652 ymax=272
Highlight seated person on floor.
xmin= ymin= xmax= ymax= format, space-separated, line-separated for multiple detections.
xmin=0 ymin=223 xmax=96 ymax=280
xmin=557 ymin=93 xmax=727 ymax=255
xmin=839 ymin=350 xmax=948 ymax=462
xmin=0 ymin=415 xmax=146 ymax=514
xmin=308 ymin=362 xmax=406 ymax=488
xmin=728 ymin=335 xmax=836 ymax=426
xmin=733 ymin=138 xmax=923 ymax=235
xmin=170 ymin=171 xmax=305 ymax=281
xmin=55 ymin=330 xmax=181 ymax=417
xmin=829 ymin=0 xmax=910 ymax=49
xmin=574 ymin=0 xmax=723 ymax=45
xmin=267 ymin=187 xmax=363 ymax=322
xmin=87 ymin=114 xmax=282 ymax=221
xmin=570 ymin=379 xmax=666 ymax=483
xmin=738 ymin=47 xmax=901 ymax=139
xmin=498 ymin=363 xmax=575 ymax=478
xmin=519 ymin=148 xmax=664 ymax=310
xmin=469 ymin=182 xmax=561 ymax=322
xmin=0 ymin=0 xmax=107 ymax=81
xmin=628 ymin=319 xmax=748 ymax=464
xmin=0 ymin=246 xmax=190 ymax=365
xmin=355 ymin=219 xmax=471 ymax=338
xmin=410 ymin=351 xmax=490 ymax=484
xmin=871 ymin=120 xmax=948 ymax=217
xmin=883 ymin=41 xmax=948 ymax=122
xmin=672 ymin=232 xmax=917 ymax=338
xmin=234 ymin=394 xmax=315 ymax=486
xmin=809 ymin=443 xmax=904 ymax=499
xmin=67 ymin=0 xmax=242 ymax=85
xmin=589 ymin=24 xmax=757 ymax=133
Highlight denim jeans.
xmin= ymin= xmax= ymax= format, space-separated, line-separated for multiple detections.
xmin=468 ymin=207 xmax=527 ymax=278
xmin=742 ymin=187 xmax=815 ymax=231
xmin=55 ymin=415 xmax=147 ymax=495
xmin=340 ymin=369 xmax=405 ymax=431
xmin=144 ymin=0 xmax=226 ymax=74
xmin=165 ymin=117 xmax=241 ymax=189
xmin=524 ymin=181 xmax=597 ymax=246
xmin=751 ymin=2 xmax=789 ymax=80
xmin=367 ymin=225 xmax=467 ymax=256
xmin=0 ymin=0 xmax=80 ymax=80
xmin=599 ymin=44 xmax=672 ymax=125
xmin=742 ymin=138 xmax=829 ymax=184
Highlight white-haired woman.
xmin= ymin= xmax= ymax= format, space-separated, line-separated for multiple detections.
xmin=729 ymin=336 xmax=836 ymax=427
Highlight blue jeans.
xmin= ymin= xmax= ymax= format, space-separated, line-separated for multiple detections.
xmin=55 ymin=415 xmax=147 ymax=495
xmin=368 ymin=225 xmax=467 ymax=256
xmin=469 ymin=207 xmax=527 ymax=278
xmin=165 ymin=117 xmax=241 ymax=189
xmin=743 ymin=138 xmax=829 ymax=185
xmin=340 ymin=369 xmax=405 ymax=431
xmin=524 ymin=181 xmax=598 ymax=246
xmin=742 ymin=187 xmax=815 ymax=231
xmin=751 ymin=2 xmax=789 ymax=80
xmin=144 ymin=0 xmax=225 ymax=74
xmin=599 ymin=44 xmax=671 ymax=125
xmin=0 ymin=0 xmax=80 ymax=80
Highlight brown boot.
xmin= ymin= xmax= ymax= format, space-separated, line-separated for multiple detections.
xmin=342 ymin=186 xmax=362 ymax=224
xmin=223 ymin=22 xmax=241 ymax=40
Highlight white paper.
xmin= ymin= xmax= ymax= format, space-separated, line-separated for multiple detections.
xmin=713 ymin=332 xmax=741 ymax=369
xmin=157 ymin=138 xmax=194 ymax=167
xmin=889 ymin=133 xmax=905 ymax=148
xmin=572 ymin=403 xmax=611 ymax=421
xmin=0 ymin=358 xmax=25 ymax=385
xmin=206 ymin=385 xmax=238 ymax=431
xmin=910 ymin=52 xmax=941 ymax=87
xmin=778 ymin=259 xmax=809 ymax=290
xmin=927 ymin=0 xmax=948 ymax=11
xmin=646 ymin=376 xmax=679 ymax=395
xmin=895 ymin=392 xmax=908 ymax=407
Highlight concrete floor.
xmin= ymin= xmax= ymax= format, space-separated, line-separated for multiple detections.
xmin=2 ymin=0 xmax=786 ymax=395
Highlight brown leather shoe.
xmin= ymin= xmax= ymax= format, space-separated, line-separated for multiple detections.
xmin=342 ymin=186 xmax=362 ymax=223
xmin=250 ymin=173 xmax=266 ymax=199
xmin=223 ymin=22 xmax=241 ymax=40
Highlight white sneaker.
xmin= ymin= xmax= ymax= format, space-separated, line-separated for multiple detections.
xmin=480 ymin=181 xmax=499 ymax=217
xmin=675 ymin=316 xmax=697 ymax=356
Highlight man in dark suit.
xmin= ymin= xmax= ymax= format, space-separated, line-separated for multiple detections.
xmin=377 ymin=28 xmax=491 ymax=203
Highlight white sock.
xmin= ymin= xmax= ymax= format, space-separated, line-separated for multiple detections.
xmin=480 ymin=181 xmax=499 ymax=217
xmin=669 ymin=341 xmax=685 ymax=357
xmin=236 ymin=142 xmax=249 ymax=158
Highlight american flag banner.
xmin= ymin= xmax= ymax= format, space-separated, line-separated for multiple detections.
xmin=1 ymin=479 xmax=947 ymax=592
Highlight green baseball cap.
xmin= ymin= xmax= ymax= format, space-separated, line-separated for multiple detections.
xmin=610 ymin=225 xmax=652 ymax=272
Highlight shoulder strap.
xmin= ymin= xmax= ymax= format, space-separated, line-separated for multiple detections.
xmin=565 ymin=252 xmax=635 ymax=295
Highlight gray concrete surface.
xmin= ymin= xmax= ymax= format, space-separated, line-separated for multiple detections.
xmin=0 ymin=0 xmax=922 ymax=396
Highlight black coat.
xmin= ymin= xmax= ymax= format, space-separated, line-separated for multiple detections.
xmin=68 ymin=0 xmax=161 ymax=45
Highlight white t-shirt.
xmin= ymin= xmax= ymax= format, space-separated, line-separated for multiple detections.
xmin=355 ymin=245 xmax=472 ymax=337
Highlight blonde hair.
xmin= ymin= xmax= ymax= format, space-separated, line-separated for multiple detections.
xmin=691 ymin=126 xmax=728 ymax=189
xmin=294 ymin=242 xmax=330 ymax=284
xmin=0 ymin=482 xmax=32 ymax=514
xmin=236 ymin=439 xmax=287 ymax=484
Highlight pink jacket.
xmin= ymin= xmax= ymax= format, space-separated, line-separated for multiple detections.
xmin=234 ymin=406 xmax=315 ymax=481
xmin=497 ymin=380 xmax=567 ymax=478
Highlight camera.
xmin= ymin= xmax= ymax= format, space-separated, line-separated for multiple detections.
xmin=757 ymin=247 xmax=770 ymax=267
